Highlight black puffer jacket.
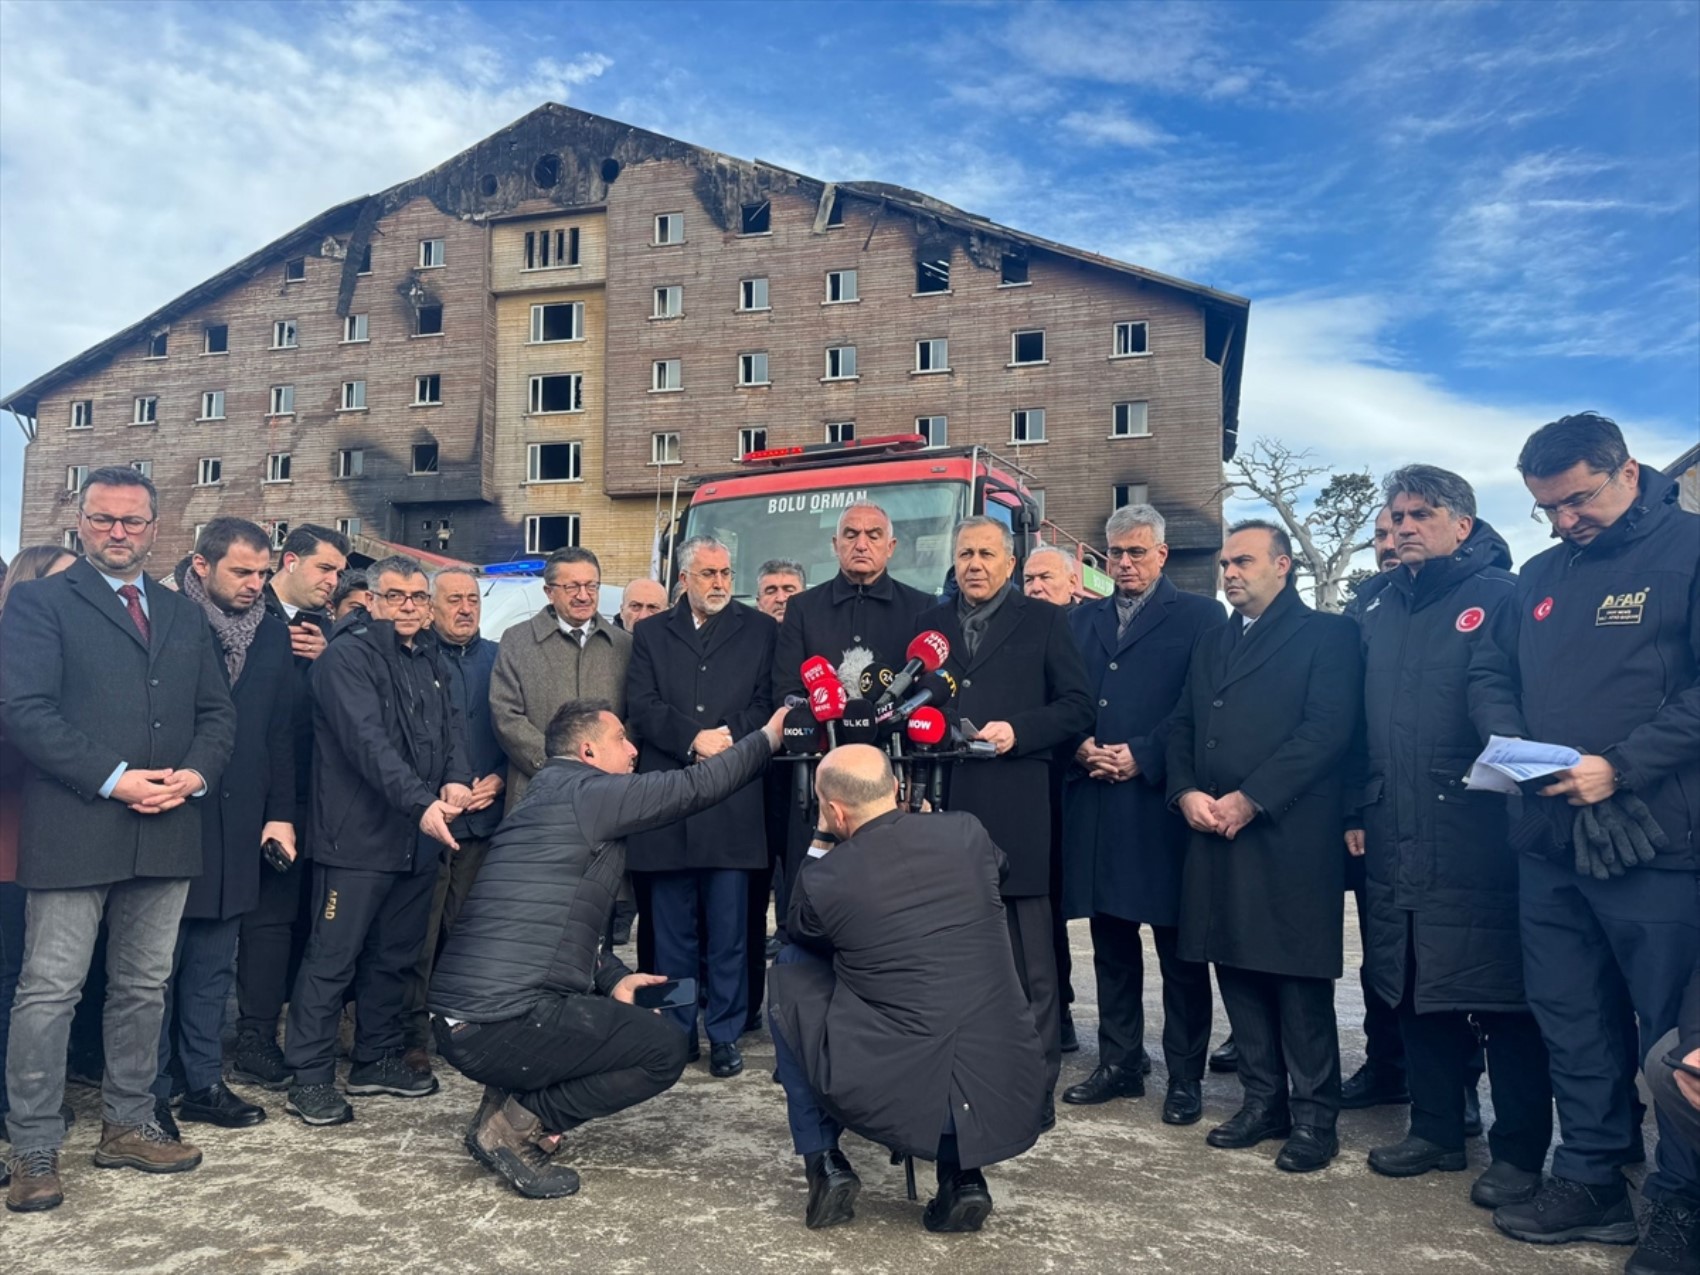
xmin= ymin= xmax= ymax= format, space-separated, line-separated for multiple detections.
xmin=430 ymin=729 xmax=775 ymax=1023
xmin=1357 ymin=521 xmax=1528 ymax=1014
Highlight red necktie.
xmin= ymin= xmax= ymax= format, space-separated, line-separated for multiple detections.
xmin=117 ymin=584 xmax=151 ymax=643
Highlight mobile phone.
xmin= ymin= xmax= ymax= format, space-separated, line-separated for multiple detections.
xmin=633 ymin=977 xmax=697 ymax=1011
xmin=261 ymin=838 xmax=293 ymax=874
xmin=1664 ymin=1047 xmax=1700 ymax=1081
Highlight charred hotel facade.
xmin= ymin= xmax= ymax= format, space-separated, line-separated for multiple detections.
xmin=2 ymin=105 xmax=1248 ymax=587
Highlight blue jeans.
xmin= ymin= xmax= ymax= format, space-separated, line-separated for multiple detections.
xmin=649 ymin=868 xmax=749 ymax=1046
xmin=4 ymin=878 xmax=190 ymax=1152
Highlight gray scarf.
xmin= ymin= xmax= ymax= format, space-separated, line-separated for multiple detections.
xmin=181 ymin=566 xmax=266 ymax=684
xmin=957 ymin=583 xmax=1012 ymax=660
xmin=1115 ymin=586 xmax=1155 ymax=639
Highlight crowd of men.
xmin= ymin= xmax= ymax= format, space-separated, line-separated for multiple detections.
xmin=0 ymin=410 xmax=1695 ymax=1270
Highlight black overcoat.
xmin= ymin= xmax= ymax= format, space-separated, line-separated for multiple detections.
xmin=915 ymin=590 xmax=1094 ymax=898
xmin=772 ymin=571 xmax=936 ymax=701
xmin=1357 ymin=522 xmax=1529 ymax=1014
xmin=768 ymin=809 xmax=1045 ymax=1169
xmin=625 ymin=599 xmax=775 ymax=872
xmin=1061 ymin=578 xmax=1226 ymax=925
xmin=185 ymin=612 xmax=296 ymax=921
xmin=263 ymin=586 xmax=330 ymax=846
xmin=1166 ymin=586 xmax=1362 ymax=979
xmin=0 ymin=559 xmax=236 ymax=890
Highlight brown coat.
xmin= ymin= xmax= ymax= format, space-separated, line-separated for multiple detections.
xmin=490 ymin=607 xmax=631 ymax=811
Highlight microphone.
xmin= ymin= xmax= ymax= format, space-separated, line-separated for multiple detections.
xmin=906 ymin=707 xmax=949 ymax=812
xmin=877 ymin=669 xmax=958 ymax=725
xmin=859 ymin=663 xmax=896 ymax=701
xmin=808 ymin=678 xmax=847 ymax=750
xmin=838 ymin=697 xmax=878 ymax=745
xmin=875 ymin=631 xmax=951 ymax=711
xmin=800 ymin=656 xmax=837 ymax=692
xmin=782 ymin=705 xmax=824 ymax=812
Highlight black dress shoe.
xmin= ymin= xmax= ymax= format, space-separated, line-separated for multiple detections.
xmin=1367 ymin=1134 xmax=1466 ymax=1178
xmin=1206 ymin=1102 xmax=1291 ymax=1149
xmin=153 ymin=1098 xmax=182 ymax=1142
xmin=1162 ymin=1078 xmax=1203 ymax=1126
xmin=1039 ymin=1090 xmax=1056 ymax=1132
xmin=709 ymin=1042 xmax=744 ymax=1078
xmin=1059 ymin=1009 xmax=1079 ymax=1054
xmin=923 ymin=1166 xmax=993 ymax=1233
xmin=686 ymin=1038 xmax=701 ymax=1064
xmin=1276 ymin=1125 xmax=1339 ymax=1173
xmin=1062 ymin=1063 xmax=1144 ymax=1105
xmin=1463 ymin=1084 xmax=1483 ymax=1138
xmin=803 ymin=1148 xmax=860 ymax=1229
xmin=1208 ymin=1037 xmax=1239 ymax=1074
xmin=179 ymin=1081 xmax=266 ymax=1128
xmin=1136 ymin=1046 xmax=1153 ymax=1076
xmin=1470 ymin=1160 xmax=1540 ymax=1209
xmin=1339 ymin=1061 xmax=1409 ymax=1109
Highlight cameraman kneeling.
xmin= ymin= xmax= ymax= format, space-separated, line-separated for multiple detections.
xmin=429 ymin=699 xmax=785 ymax=1198
xmin=768 ymin=745 xmax=1045 ymax=1232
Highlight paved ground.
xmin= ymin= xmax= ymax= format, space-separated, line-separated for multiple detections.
xmin=1 ymin=919 xmax=1650 ymax=1274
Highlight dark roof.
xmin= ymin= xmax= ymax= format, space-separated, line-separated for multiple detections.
xmin=1665 ymin=441 xmax=1700 ymax=478
xmin=4 ymin=103 xmax=1249 ymax=452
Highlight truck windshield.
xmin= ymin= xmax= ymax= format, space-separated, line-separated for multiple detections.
xmin=683 ymin=481 xmax=965 ymax=601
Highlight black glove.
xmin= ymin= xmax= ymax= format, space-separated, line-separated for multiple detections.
xmin=1613 ymin=792 xmax=1668 ymax=862
xmin=1573 ymin=806 xmax=1623 ymax=878
xmin=1592 ymin=801 xmax=1643 ymax=872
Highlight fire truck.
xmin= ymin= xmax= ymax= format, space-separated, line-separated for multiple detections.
xmin=672 ymin=433 xmax=1110 ymax=602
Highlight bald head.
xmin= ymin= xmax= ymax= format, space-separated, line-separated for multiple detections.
xmin=620 ymin=578 xmax=668 ymax=629
xmin=815 ymin=744 xmax=898 ymax=838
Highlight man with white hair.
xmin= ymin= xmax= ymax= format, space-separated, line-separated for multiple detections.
xmin=1021 ymin=546 xmax=1079 ymax=608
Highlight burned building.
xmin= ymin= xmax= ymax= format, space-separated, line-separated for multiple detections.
xmin=2 ymin=104 xmax=1247 ymax=587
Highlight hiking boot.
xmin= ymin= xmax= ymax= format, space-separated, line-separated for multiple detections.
xmin=227 ymin=1029 xmax=293 ymax=1090
xmin=1492 ymin=1176 xmax=1638 ymax=1246
xmin=465 ymin=1085 xmax=508 ymax=1146
xmin=1625 ymin=1200 xmax=1699 ymax=1275
xmin=92 ymin=1121 xmax=202 ymax=1174
xmin=285 ymin=1083 xmax=354 ymax=1127
xmin=346 ymin=1052 xmax=439 ymax=1098
xmin=470 ymin=1097 xmax=580 ymax=1199
xmin=6 ymin=1149 xmax=63 ymax=1212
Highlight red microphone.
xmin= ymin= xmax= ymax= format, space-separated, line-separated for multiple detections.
xmin=905 ymin=707 xmax=948 ymax=748
xmin=876 ymin=631 xmax=952 ymax=710
xmin=808 ymin=677 xmax=847 ymax=749
xmin=800 ymin=656 xmax=837 ymax=692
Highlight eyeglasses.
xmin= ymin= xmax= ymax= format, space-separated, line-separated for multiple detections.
xmin=81 ymin=513 xmax=156 ymax=533
xmin=1531 ymin=469 xmax=1617 ymax=524
xmin=379 ymin=590 xmax=431 ymax=608
xmin=547 ymin=582 xmax=601 ymax=596
xmin=1105 ymin=546 xmax=1152 ymax=560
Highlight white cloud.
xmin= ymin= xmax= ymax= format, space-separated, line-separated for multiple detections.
xmin=1057 ymin=109 xmax=1173 ymax=150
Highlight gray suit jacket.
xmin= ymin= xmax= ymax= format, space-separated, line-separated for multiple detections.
xmin=0 ymin=558 xmax=237 ymax=889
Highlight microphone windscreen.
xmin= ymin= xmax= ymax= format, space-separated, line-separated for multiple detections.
xmin=809 ymin=680 xmax=847 ymax=722
xmin=906 ymin=707 xmax=948 ymax=746
xmin=905 ymin=630 xmax=951 ymax=673
xmin=800 ymin=656 xmax=836 ymax=690
xmin=781 ymin=706 xmax=823 ymax=754
xmin=839 ymin=697 xmax=877 ymax=744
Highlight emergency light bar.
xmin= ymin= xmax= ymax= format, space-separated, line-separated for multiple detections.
xmin=739 ymin=433 xmax=928 ymax=466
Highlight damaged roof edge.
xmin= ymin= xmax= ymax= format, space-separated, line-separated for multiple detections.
xmin=1 ymin=196 xmax=369 ymax=419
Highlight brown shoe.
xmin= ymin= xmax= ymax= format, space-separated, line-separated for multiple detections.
xmin=6 ymin=1149 xmax=63 ymax=1212
xmin=471 ymin=1098 xmax=580 ymax=1199
xmin=402 ymin=1045 xmax=432 ymax=1073
xmin=92 ymin=1121 xmax=202 ymax=1174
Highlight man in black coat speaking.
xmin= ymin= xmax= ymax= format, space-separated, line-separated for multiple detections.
xmin=1168 ymin=520 xmax=1362 ymax=1174
xmin=431 ymin=699 xmax=786 ymax=1199
xmin=767 ymin=745 xmax=1045 ymax=1233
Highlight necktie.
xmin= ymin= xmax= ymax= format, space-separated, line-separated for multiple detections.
xmin=567 ymin=627 xmax=585 ymax=648
xmin=117 ymin=584 xmax=150 ymax=643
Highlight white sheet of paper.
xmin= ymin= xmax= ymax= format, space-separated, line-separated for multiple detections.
xmin=1464 ymin=735 xmax=1583 ymax=793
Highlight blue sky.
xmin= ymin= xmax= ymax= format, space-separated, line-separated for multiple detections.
xmin=2 ymin=0 xmax=1696 ymax=567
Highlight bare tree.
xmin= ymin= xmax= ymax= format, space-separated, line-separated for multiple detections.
xmin=1223 ymin=438 xmax=1380 ymax=613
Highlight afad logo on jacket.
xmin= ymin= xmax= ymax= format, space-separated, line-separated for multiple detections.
xmin=1455 ymin=606 xmax=1485 ymax=633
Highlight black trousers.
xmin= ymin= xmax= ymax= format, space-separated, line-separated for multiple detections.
xmin=1006 ymin=894 xmax=1061 ymax=1097
xmin=235 ymin=850 xmax=312 ymax=1039
xmin=1089 ymin=915 xmax=1212 ymax=1080
xmin=1215 ymin=964 xmax=1341 ymax=1130
xmin=1401 ymin=1002 xmax=1552 ymax=1167
xmin=1350 ymin=873 xmax=1405 ymax=1076
xmin=282 ymin=850 xmax=441 ymax=1085
xmin=154 ymin=916 xmax=242 ymax=1098
xmin=434 ymin=992 xmax=688 ymax=1134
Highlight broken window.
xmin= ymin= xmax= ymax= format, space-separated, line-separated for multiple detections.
xmin=415 ymin=374 xmax=442 ymax=405
xmin=651 ymin=432 xmax=681 ymax=465
xmin=653 ymin=285 xmax=683 ymax=318
xmin=1012 ymin=329 xmax=1046 ymax=364
xmin=416 ymin=304 xmax=443 ymax=336
xmin=740 ymin=201 xmax=771 ymax=234
xmin=1011 ymin=408 xmax=1046 ymax=443
xmin=131 ymin=460 xmax=152 ymax=478
xmin=343 ymin=313 xmax=369 ymax=343
xmin=1000 ymin=254 xmax=1029 ymax=286
xmin=526 ymin=514 xmax=580 ymax=554
xmin=341 ymin=381 xmax=366 ymax=411
xmin=273 ymin=320 xmax=298 ymax=349
xmin=133 ymin=396 xmax=158 ymax=425
xmin=915 ymin=339 xmax=948 ymax=373
xmin=336 ymin=448 xmax=364 ymax=478
xmin=65 ymin=464 xmax=88 ymax=493
xmin=529 ymin=373 xmax=583 ymax=413
xmin=916 ymin=415 xmax=948 ymax=448
xmin=740 ymin=277 xmax=769 ymax=311
xmin=916 ymin=256 xmax=951 ymax=294
xmin=70 ymin=400 xmax=93 ymax=429
xmin=824 ymin=345 xmax=857 ymax=379
xmin=654 ymin=213 xmax=683 ymax=245
xmin=200 ymin=390 xmax=225 ymax=420
xmin=197 ymin=457 xmax=222 ymax=485
xmin=337 ymin=516 xmax=362 ymax=536
xmin=527 ymin=441 xmax=582 ymax=483
xmin=652 ymin=359 xmax=682 ymax=392
xmin=147 ymin=332 xmax=168 ymax=359
xmin=266 ymin=452 xmax=292 ymax=483
xmin=739 ymin=352 xmax=769 ymax=386
xmin=826 ymin=270 xmax=858 ymax=303
xmin=270 ymin=522 xmax=290 ymax=550
xmin=269 ymin=385 xmax=294 ymax=415
xmin=825 ymin=422 xmax=855 ymax=444
xmin=285 ymin=257 xmax=306 ymax=282
xmin=411 ymin=443 xmax=439 ymax=475
xmin=357 ymin=243 xmax=373 ymax=274
xmin=529 ymin=302 xmax=582 ymax=343
xmin=203 ymin=324 xmax=228 ymax=354
xmin=419 ymin=240 xmax=445 ymax=268
xmin=825 ymin=192 xmax=845 ymax=227
xmin=1113 ymin=482 xmax=1149 ymax=509
xmin=1113 ymin=321 xmax=1150 ymax=357
xmin=1112 ymin=402 xmax=1150 ymax=438
xmin=62 ymin=529 xmax=83 ymax=552
xmin=738 ymin=428 xmax=766 ymax=457
xmin=524 ymin=227 xmax=580 ymax=270
xmin=533 ymin=154 xmax=560 ymax=188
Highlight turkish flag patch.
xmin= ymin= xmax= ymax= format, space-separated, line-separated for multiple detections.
xmin=1455 ymin=607 xmax=1485 ymax=633
xmin=1534 ymin=597 xmax=1554 ymax=622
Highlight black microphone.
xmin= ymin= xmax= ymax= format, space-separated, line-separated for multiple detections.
xmin=875 ymin=631 xmax=951 ymax=712
xmin=877 ymin=669 xmax=957 ymax=724
xmin=838 ymin=697 xmax=878 ymax=745
xmin=782 ymin=705 xmax=823 ymax=812
xmin=859 ymin=663 xmax=896 ymax=701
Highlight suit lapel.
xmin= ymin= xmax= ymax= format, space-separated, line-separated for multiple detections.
xmin=1116 ymin=576 xmax=1174 ymax=654
xmin=66 ymin=559 xmax=149 ymax=652
xmin=1088 ymin=596 xmax=1120 ymax=662
xmin=145 ymin=576 xmax=175 ymax=661
xmin=1215 ymin=588 xmax=1307 ymax=692
xmin=699 ymin=603 xmax=745 ymax=660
